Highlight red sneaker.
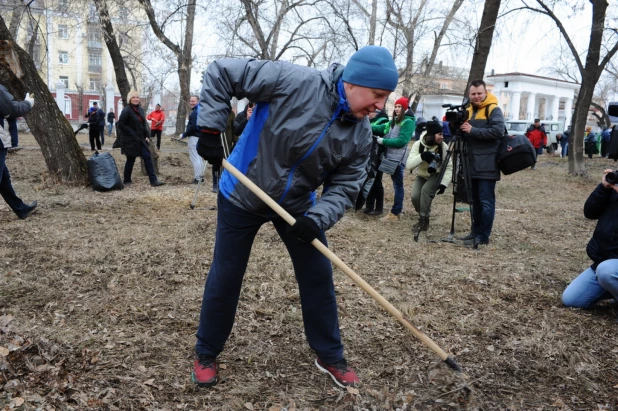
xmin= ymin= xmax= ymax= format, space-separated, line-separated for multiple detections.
xmin=192 ymin=354 xmax=218 ymax=387
xmin=315 ymin=358 xmax=360 ymax=387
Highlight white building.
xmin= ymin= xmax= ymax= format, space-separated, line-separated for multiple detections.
xmin=487 ymin=72 xmax=580 ymax=127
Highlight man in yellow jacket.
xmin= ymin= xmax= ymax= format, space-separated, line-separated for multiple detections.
xmin=458 ymin=80 xmax=505 ymax=247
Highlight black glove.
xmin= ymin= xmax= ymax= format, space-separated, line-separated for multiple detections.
xmin=420 ymin=151 xmax=435 ymax=163
xmin=436 ymin=184 xmax=447 ymax=195
xmin=289 ymin=216 xmax=320 ymax=243
xmin=197 ymin=128 xmax=224 ymax=167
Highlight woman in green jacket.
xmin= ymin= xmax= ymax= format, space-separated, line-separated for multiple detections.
xmin=371 ymin=97 xmax=416 ymax=221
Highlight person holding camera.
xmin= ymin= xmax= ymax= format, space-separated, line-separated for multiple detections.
xmin=371 ymin=96 xmax=416 ymax=222
xmin=458 ymin=80 xmax=505 ymax=247
xmin=405 ymin=121 xmax=452 ymax=232
xmin=562 ymin=169 xmax=618 ymax=309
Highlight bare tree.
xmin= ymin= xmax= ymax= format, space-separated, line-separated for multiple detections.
xmin=384 ymin=0 xmax=428 ymax=98
xmin=137 ymin=0 xmax=197 ymax=134
xmin=93 ymin=0 xmax=132 ymax=104
xmin=0 ymin=18 xmax=88 ymax=185
xmin=521 ymin=0 xmax=618 ymax=176
xmin=465 ymin=0 xmax=501 ymax=91
xmin=409 ymin=0 xmax=464 ymax=112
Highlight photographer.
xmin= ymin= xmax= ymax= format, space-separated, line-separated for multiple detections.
xmin=457 ymin=80 xmax=505 ymax=246
xmin=562 ymin=169 xmax=618 ymax=309
xmin=406 ymin=121 xmax=452 ymax=232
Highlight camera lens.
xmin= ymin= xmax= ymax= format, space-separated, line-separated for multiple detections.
xmin=606 ymin=171 xmax=618 ymax=185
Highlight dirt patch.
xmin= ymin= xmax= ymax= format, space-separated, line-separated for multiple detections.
xmin=1 ymin=139 xmax=618 ymax=410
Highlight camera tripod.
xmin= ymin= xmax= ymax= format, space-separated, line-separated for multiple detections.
xmin=416 ymin=132 xmax=477 ymax=248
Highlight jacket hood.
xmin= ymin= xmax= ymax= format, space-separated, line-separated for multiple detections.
xmin=405 ymin=108 xmax=416 ymax=118
xmin=473 ymin=92 xmax=499 ymax=110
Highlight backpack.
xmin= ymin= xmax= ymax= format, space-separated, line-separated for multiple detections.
xmin=497 ymin=134 xmax=537 ymax=175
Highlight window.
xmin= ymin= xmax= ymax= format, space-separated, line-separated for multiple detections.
xmin=504 ymin=81 xmax=509 ymax=88
xmin=440 ymin=83 xmax=447 ymax=90
xmin=88 ymin=53 xmax=102 ymax=66
xmin=58 ymin=24 xmax=68 ymax=39
xmin=551 ymin=124 xmax=559 ymax=131
xmin=89 ymin=77 xmax=101 ymax=91
xmin=59 ymin=51 xmax=68 ymax=64
xmin=59 ymin=76 xmax=69 ymax=88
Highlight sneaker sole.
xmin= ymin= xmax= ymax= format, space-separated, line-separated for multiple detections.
xmin=314 ymin=359 xmax=347 ymax=388
xmin=191 ymin=372 xmax=219 ymax=387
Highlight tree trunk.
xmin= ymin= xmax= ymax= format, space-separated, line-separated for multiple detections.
xmin=466 ymin=0 xmax=501 ymax=91
xmin=368 ymin=0 xmax=377 ymax=45
xmin=175 ymin=0 xmax=196 ymax=135
xmin=410 ymin=0 xmax=464 ymax=113
xmin=94 ymin=0 xmax=132 ymax=104
xmin=8 ymin=1 xmax=23 ymax=39
xmin=0 ymin=22 xmax=88 ymax=185
xmin=400 ymin=31 xmax=414 ymax=98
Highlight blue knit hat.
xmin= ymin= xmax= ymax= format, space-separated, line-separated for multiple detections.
xmin=342 ymin=46 xmax=398 ymax=92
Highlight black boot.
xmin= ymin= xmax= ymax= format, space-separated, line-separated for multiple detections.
xmin=419 ymin=216 xmax=430 ymax=231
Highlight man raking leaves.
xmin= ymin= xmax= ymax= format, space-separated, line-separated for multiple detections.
xmin=191 ymin=46 xmax=398 ymax=388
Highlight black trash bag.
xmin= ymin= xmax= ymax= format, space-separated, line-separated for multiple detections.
xmin=88 ymin=151 xmax=123 ymax=191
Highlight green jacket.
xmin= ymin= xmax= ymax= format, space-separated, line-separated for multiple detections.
xmin=371 ymin=115 xmax=416 ymax=149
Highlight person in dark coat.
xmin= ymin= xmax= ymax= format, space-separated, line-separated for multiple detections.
xmin=0 ymin=84 xmax=37 ymax=219
xmin=117 ymin=90 xmax=165 ymax=187
xmin=85 ymin=103 xmax=102 ymax=150
xmin=233 ymin=102 xmax=255 ymax=138
xmin=563 ymin=169 xmax=618 ymax=309
xmin=457 ymin=80 xmax=505 ymax=247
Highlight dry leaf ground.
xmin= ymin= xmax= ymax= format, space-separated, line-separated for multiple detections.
xmin=1 ymin=132 xmax=618 ymax=410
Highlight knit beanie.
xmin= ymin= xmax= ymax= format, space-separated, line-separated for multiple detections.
xmin=426 ymin=120 xmax=443 ymax=136
xmin=342 ymin=46 xmax=399 ymax=92
xmin=394 ymin=97 xmax=409 ymax=111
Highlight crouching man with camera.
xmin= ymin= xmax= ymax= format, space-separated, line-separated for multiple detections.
xmin=406 ymin=120 xmax=452 ymax=232
xmin=562 ymin=169 xmax=618 ymax=309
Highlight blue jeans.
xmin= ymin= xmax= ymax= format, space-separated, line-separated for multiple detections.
xmin=535 ymin=147 xmax=543 ymax=155
xmin=390 ymin=164 xmax=405 ymax=215
xmin=561 ymin=143 xmax=568 ymax=158
xmin=0 ymin=149 xmax=28 ymax=216
xmin=123 ymin=143 xmax=157 ymax=183
xmin=196 ymin=195 xmax=344 ymax=363
xmin=107 ymin=123 xmax=113 ymax=136
xmin=99 ymin=125 xmax=105 ymax=146
xmin=562 ymin=260 xmax=618 ymax=308
xmin=471 ymin=179 xmax=496 ymax=243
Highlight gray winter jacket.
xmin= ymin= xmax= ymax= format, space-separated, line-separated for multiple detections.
xmin=197 ymin=59 xmax=372 ymax=230
xmin=0 ymin=85 xmax=32 ymax=149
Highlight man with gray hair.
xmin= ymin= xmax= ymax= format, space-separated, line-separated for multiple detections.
xmin=192 ymin=46 xmax=398 ymax=388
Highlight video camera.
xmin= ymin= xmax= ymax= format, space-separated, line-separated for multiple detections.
xmin=442 ymin=98 xmax=470 ymax=128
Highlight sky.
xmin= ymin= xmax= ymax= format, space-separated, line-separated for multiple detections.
xmin=486 ymin=1 xmax=596 ymax=76
xmin=182 ymin=1 xmax=612 ymax=92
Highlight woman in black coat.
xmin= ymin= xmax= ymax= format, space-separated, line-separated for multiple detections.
xmin=117 ymin=90 xmax=164 ymax=187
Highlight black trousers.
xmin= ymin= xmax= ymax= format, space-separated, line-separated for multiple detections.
xmin=151 ymin=129 xmax=162 ymax=150
xmin=89 ymin=125 xmax=101 ymax=150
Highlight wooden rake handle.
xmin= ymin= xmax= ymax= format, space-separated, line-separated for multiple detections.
xmin=221 ymin=159 xmax=461 ymax=371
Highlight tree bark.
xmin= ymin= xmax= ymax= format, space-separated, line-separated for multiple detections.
xmin=94 ymin=0 xmax=132 ymax=105
xmin=0 ymin=20 xmax=88 ymax=185
xmin=465 ymin=0 xmax=501 ymax=92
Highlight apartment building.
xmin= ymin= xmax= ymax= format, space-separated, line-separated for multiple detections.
xmin=2 ymin=0 xmax=146 ymax=121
